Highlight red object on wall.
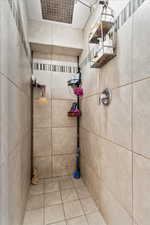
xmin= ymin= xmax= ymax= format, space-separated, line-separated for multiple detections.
xmin=73 ymin=88 xmax=84 ymax=96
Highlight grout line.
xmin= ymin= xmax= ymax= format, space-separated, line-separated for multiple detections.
xmin=28 ymin=177 xmax=102 ymax=225
xmin=81 ymin=127 xmax=132 ymax=153
xmin=132 ymin=151 xmax=150 ymax=161
xmin=33 ymin=126 xmax=76 ymax=129
xmin=59 ymin=178 xmax=68 ymax=225
xmin=71 ymin=178 xmax=90 ymax=225
xmin=81 ymin=75 xmax=150 ymax=101
xmin=83 ymin=162 xmax=133 ymax=220
xmin=51 ymin=98 xmax=76 ymax=101
xmin=0 ymin=72 xmax=30 ymax=97
xmin=43 ymin=182 xmax=45 ymax=225
xmin=81 ymin=121 xmax=150 ymax=161
xmin=131 ymin=11 xmax=134 ymax=225
xmin=50 ymin=74 xmax=53 ymax=179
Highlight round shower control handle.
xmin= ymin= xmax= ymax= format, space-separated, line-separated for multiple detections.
xmin=99 ymin=88 xmax=112 ymax=106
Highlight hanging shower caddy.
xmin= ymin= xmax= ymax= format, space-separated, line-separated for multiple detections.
xmin=89 ymin=0 xmax=116 ymax=68
xmin=67 ymin=57 xmax=83 ymax=179
xmin=67 ymin=70 xmax=82 ymax=118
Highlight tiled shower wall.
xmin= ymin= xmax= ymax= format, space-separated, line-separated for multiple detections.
xmin=0 ymin=0 xmax=31 ymax=225
xmin=80 ymin=1 xmax=150 ymax=225
xmin=33 ymin=53 xmax=77 ymax=178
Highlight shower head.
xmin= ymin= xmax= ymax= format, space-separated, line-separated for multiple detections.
xmin=32 ymin=79 xmax=48 ymax=104
xmin=38 ymin=96 xmax=48 ymax=104
xmin=38 ymin=85 xmax=48 ymax=104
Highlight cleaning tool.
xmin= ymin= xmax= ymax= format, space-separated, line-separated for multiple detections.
xmin=67 ymin=56 xmax=82 ymax=179
xmin=73 ymin=57 xmax=82 ymax=179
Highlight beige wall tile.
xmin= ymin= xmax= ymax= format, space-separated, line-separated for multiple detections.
xmin=52 ymin=127 xmax=76 ymax=155
xmin=33 ymin=99 xmax=51 ymax=128
xmin=100 ymin=85 xmax=132 ymax=149
xmin=133 ymin=1 xmax=150 ymax=82
xmin=81 ymin=64 xmax=100 ymax=97
xmin=133 ymin=153 xmax=150 ymax=225
xmin=81 ymin=142 xmax=132 ymax=225
xmin=80 ymin=129 xmax=101 ymax=177
xmin=99 ymin=181 xmax=132 ymax=225
xmin=52 ymin=72 xmax=76 ymax=100
xmin=133 ymin=78 xmax=150 ymax=158
xmin=52 ymin=54 xmax=77 ymax=63
xmin=7 ymin=146 xmax=23 ymax=225
xmin=33 ymin=128 xmax=51 ymax=157
xmin=81 ymin=95 xmax=101 ymax=135
xmin=34 ymin=156 xmax=51 ymax=179
xmin=100 ymin=139 xmax=132 ymax=215
xmin=0 ymin=162 xmax=9 ymax=225
xmin=52 ymin=154 xmax=75 ymax=177
xmin=0 ymin=1 xmax=31 ymax=94
xmin=100 ymin=17 xmax=132 ymax=90
xmin=1 ymin=75 xmax=30 ymax=160
xmin=52 ymin=100 xmax=76 ymax=127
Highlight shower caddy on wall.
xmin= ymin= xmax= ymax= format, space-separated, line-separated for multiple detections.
xmin=67 ymin=57 xmax=83 ymax=179
xmin=89 ymin=0 xmax=117 ymax=68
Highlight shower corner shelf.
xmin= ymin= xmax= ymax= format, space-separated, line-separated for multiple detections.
xmin=88 ymin=1 xmax=116 ymax=68
xmin=89 ymin=21 xmax=114 ymax=44
xmin=68 ymin=112 xmax=81 ymax=117
xmin=91 ymin=52 xmax=115 ymax=68
xmin=90 ymin=37 xmax=116 ymax=68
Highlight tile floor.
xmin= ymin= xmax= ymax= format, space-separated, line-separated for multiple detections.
xmin=23 ymin=177 xmax=106 ymax=225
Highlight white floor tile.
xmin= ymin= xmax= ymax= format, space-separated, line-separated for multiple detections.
xmin=29 ymin=184 xmax=44 ymax=196
xmin=26 ymin=194 xmax=44 ymax=210
xmin=63 ymin=200 xmax=84 ymax=219
xmin=76 ymin=187 xmax=90 ymax=199
xmin=67 ymin=216 xmax=88 ymax=225
xmin=86 ymin=212 xmax=106 ymax=225
xmin=44 ymin=181 xmax=59 ymax=193
xmin=45 ymin=204 xmax=64 ymax=224
xmin=47 ymin=222 xmax=66 ymax=225
xmin=80 ymin=197 xmax=98 ymax=214
xmin=23 ymin=208 xmax=43 ymax=225
xmin=61 ymin=188 xmax=78 ymax=202
xmin=72 ymin=178 xmax=85 ymax=188
xmin=45 ymin=191 xmax=62 ymax=207
xmin=60 ymin=178 xmax=74 ymax=190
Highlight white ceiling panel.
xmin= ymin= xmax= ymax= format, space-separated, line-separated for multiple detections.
xmin=25 ymin=0 xmax=130 ymax=29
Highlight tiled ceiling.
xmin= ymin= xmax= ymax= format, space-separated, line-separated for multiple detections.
xmin=41 ymin=0 xmax=75 ymax=24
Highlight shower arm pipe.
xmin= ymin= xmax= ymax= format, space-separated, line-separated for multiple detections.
xmin=32 ymin=81 xmax=46 ymax=90
xmin=32 ymin=80 xmax=46 ymax=96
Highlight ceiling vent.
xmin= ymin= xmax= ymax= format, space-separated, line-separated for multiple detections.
xmin=41 ymin=0 xmax=75 ymax=24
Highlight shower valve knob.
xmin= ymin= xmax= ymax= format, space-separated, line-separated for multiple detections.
xmin=99 ymin=88 xmax=112 ymax=106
